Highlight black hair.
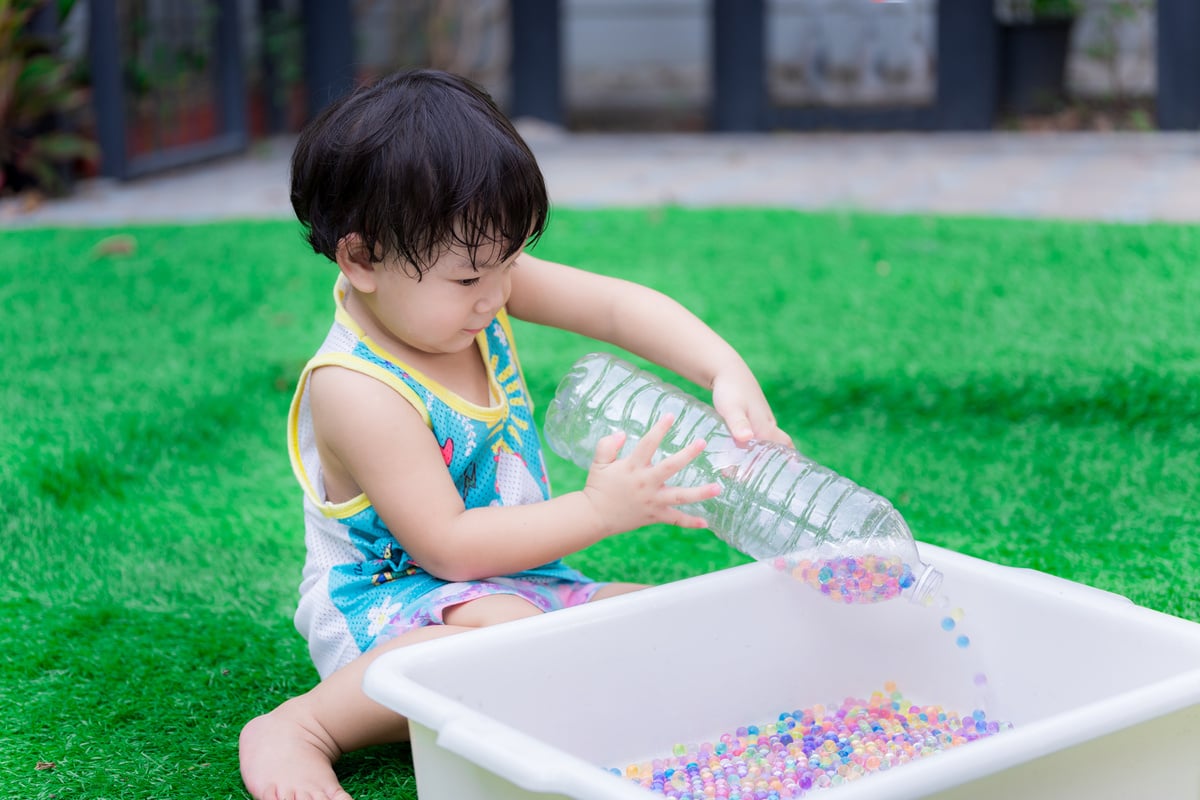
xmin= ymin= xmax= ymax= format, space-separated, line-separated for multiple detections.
xmin=290 ymin=69 xmax=549 ymax=274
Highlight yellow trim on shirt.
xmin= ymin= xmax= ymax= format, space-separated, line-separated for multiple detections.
xmin=287 ymin=352 xmax=430 ymax=519
xmin=330 ymin=276 xmax=509 ymax=422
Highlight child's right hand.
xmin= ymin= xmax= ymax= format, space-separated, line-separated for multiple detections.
xmin=581 ymin=414 xmax=721 ymax=535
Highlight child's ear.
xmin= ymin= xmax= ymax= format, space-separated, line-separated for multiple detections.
xmin=335 ymin=234 xmax=378 ymax=293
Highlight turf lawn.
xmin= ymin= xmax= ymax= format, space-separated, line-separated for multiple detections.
xmin=2 ymin=208 xmax=1198 ymax=799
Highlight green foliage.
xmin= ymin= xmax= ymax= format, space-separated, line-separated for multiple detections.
xmin=0 ymin=0 xmax=96 ymax=196
xmin=1033 ymin=0 xmax=1079 ymax=15
xmin=997 ymin=0 xmax=1079 ymax=22
xmin=123 ymin=0 xmax=216 ymax=100
xmin=1081 ymin=0 xmax=1154 ymax=102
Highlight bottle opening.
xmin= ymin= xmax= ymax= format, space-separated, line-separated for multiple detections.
xmin=906 ymin=564 xmax=944 ymax=605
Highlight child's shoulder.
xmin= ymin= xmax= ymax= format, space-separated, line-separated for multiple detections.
xmin=308 ymin=363 xmax=428 ymax=431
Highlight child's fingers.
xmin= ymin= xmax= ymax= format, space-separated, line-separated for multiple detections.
xmin=725 ymin=412 xmax=755 ymax=445
xmin=591 ymin=431 xmax=627 ymax=465
xmin=670 ymin=510 xmax=712 ymax=529
xmin=746 ymin=408 xmax=792 ymax=447
xmin=654 ymin=436 xmax=707 ymax=479
xmin=631 ymin=413 xmax=676 ymax=463
xmin=666 ymin=482 xmax=721 ymax=507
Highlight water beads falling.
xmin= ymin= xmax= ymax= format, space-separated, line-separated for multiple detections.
xmin=776 ymin=554 xmax=980 ymax=655
xmin=778 ymin=552 xmax=995 ymax=723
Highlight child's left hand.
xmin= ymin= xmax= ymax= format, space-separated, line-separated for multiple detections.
xmin=711 ymin=363 xmax=793 ymax=448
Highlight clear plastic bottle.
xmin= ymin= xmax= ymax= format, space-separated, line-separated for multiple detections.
xmin=543 ymin=352 xmax=943 ymax=604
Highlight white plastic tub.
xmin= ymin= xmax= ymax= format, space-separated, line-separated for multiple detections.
xmin=363 ymin=543 xmax=1200 ymax=800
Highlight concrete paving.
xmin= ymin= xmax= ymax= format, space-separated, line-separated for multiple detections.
xmin=4 ymin=128 xmax=1200 ymax=227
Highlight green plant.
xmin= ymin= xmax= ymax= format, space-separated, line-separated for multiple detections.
xmin=997 ymin=0 xmax=1079 ymax=22
xmin=0 ymin=0 xmax=97 ymax=196
xmin=1083 ymin=0 xmax=1153 ymax=106
xmin=263 ymin=6 xmax=303 ymax=110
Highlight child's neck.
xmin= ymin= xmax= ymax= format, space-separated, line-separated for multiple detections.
xmin=344 ymin=288 xmax=493 ymax=406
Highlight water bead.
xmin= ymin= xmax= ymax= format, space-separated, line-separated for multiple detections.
xmin=940 ymin=617 xmax=956 ymax=631
xmin=618 ymin=685 xmax=1009 ymax=797
xmin=956 ymin=635 xmax=971 ymax=648
xmin=785 ymin=554 xmax=919 ymax=604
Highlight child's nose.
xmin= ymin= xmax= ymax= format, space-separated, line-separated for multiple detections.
xmin=476 ymin=284 xmax=505 ymax=312
xmin=472 ymin=281 xmax=506 ymax=311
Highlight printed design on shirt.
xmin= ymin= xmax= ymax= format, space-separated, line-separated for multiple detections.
xmin=368 ymin=541 xmax=419 ymax=586
xmin=460 ymin=461 xmax=477 ymax=495
xmin=491 ymin=449 xmax=545 ymax=507
xmin=366 ymin=596 xmax=404 ymax=638
xmin=444 ymin=406 xmax=478 ymax=464
xmin=487 ymin=354 xmax=531 ymax=457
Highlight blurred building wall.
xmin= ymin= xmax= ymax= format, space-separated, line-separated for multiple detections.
xmin=354 ymin=0 xmax=1154 ymax=125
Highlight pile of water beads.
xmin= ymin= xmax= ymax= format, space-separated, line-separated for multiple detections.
xmin=615 ymin=683 xmax=1010 ymax=800
xmin=777 ymin=553 xmax=915 ymax=604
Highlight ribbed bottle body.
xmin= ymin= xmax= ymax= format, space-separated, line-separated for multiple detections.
xmin=689 ymin=442 xmax=897 ymax=561
xmin=543 ymin=352 xmax=728 ymax=467
xmin=544 ymin=353 xmax=942 ymax=603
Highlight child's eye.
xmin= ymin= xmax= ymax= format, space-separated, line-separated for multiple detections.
xmin=458 ymin=277 xmax=481 ymax=287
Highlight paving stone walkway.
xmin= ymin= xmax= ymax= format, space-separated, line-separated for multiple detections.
xmin=4 ymin=130 xmax=1200 ymax=227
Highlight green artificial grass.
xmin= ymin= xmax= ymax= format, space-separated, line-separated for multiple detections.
xmin=2 ymin=208 xmax=1198 ymax=799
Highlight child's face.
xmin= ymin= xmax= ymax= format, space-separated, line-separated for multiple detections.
xmin=366 ymin=241 xmax=518 ymax=356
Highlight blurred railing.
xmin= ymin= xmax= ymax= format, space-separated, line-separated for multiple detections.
xmin=89 ymin=0 xmax=248 ymax=180
xmin=75 ymin=0 xmax=1200 ymax=184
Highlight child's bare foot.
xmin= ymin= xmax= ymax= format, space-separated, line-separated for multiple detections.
xmin=240 ymin=697 xmax=353 ymax=800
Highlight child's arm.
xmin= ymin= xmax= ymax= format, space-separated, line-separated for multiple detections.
xmin=309 ymin=366 xmax=719 ymax=582
xmin=508 ymin=253 xmax=792 ymax=447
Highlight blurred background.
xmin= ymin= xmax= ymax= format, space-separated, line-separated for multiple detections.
xmin=2 ymin=0 xmax=1192 ymax=202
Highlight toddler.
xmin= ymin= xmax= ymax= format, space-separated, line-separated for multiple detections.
xmin=239 ymin=69 xmax=790 ymax=800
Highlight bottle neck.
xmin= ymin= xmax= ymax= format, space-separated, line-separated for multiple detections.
xmin=907 ymin=564 xmax=944 ymax=605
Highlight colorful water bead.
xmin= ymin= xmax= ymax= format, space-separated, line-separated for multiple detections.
xmin=616 ymin=685 xmax=1011 ymax=799
xmin=778 ymin=554 xmax=916 ymax=604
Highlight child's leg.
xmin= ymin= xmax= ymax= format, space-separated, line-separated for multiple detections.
xmin=592 ymin=582 xmax=647 ymax=600
xmin=240 ymin=584 xmax=647 ymax=800
xmin=239 ymin=624 xmax=470 ymax=800
xmin=441 ymin=593 xmax=542 ymax=627
xmin=438 ymin=581 xmax=646 ymax=627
